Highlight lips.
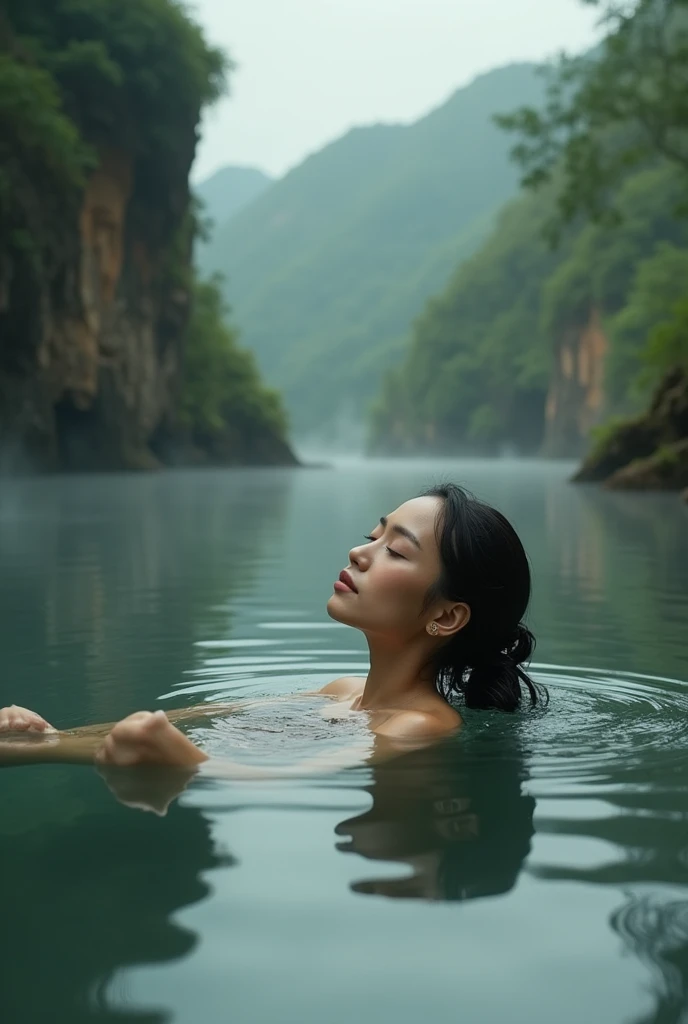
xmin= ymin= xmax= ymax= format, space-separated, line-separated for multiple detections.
xmin=337 ymin=569 xmax=358 ymax=593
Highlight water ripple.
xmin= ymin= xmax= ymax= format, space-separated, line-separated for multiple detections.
xmin=522 ymin=664 xmax=688 ymax=789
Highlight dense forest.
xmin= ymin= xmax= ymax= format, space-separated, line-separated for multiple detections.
xmin=0 ymin=0 xmax=294 ymax=472
xmin=370 ymin=163 xmax=687 ymax=457
xmin=199 ymin=63 xmax=546 ymax=440
xmin=371 ymin=0 xmax=688 ymax=484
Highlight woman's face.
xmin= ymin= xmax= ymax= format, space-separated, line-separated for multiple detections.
xmin=327 ymin=495 xmax=445 ymax=640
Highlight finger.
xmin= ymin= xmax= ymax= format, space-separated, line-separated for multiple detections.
xmin=0 ymin=709 xmax=21 ymax=730
xmin=0 ymin=707 xmax=54 ymax=732
xmin=8 ymin=715 xmax=31 ymax=730
xmin=10 ymin=716 xmax=41 ymax=731
xmin=26 ymin=719 xmax=54 ymax=733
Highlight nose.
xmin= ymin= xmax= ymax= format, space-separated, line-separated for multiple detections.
xmin=348 ymin=540 xmax=369 ymax=571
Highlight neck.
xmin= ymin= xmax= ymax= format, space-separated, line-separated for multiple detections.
xmin=359 ymin=634 xmax=437 ymax=710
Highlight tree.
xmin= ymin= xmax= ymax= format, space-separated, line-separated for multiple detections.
xmin=608 ymin=241 xmax=688 ymax=397
xmin=497 ymin=0 xmax=688 ymax=238
xmin=182 ymin=277 xmax=288 ymax=446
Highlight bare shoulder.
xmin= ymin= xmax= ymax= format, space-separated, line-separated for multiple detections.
xmin=318 ymin=676 xmax=366 ymax=701
xmin=373 ymin=707 xmax=462 ymax=742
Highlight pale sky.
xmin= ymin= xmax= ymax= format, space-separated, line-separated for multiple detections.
xmin=189 ymin=0 xmax=601 ymax=182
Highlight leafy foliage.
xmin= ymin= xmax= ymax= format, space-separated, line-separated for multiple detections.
xmin=0 ymin=51 xmax=91 ymax=280
xmin=609 ymin=240 xmax=688 ymax=396
xmin=497 ymin=0 xmax=688 ymax=238
xmin=182 ymin=277 xmax=289 ymax=444
xmin=643 ymin=296 xmax=688 ymax=373
xmin=0 ymin=0 xmax=228 ymax=277
xmin=6 ymin=0 xmax=227 ymax=153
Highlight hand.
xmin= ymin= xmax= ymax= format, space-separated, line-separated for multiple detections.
xmin=95 ymin=710 xmax=208 ymax=768
xmin=0 ymin=705 xmax=56 ymax=734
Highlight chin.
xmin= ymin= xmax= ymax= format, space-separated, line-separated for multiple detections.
xmin=326 ymin=593 xmax=358 ymax=626
xmin=326 ymin=594 xmax=344 ymax=622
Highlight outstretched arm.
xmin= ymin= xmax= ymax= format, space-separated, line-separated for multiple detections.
xmin=95 ymin=708 xmax=451 ymax=778
xmin=0 ymin=688 xmax=341 ymax=753
xmin=90 ymin=713 xmax=379 ymax=816
xmin=0 ymin=688 xmax=343 ymax=764
xmin=0 ymin=688 xmax=453 ymax=802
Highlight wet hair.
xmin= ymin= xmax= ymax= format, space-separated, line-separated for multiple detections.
xmin=421 ymin=483 xmax=544 ymax=712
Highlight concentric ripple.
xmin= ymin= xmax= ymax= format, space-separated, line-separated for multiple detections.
xmin=164 ymin=639 xmax=688 ymax=792
xmin=518 ymin=663 xmax=688 ymax=789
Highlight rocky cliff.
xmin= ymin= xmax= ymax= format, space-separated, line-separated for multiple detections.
xmin=0 ymin=145 xmax=296 ymax=474
xmin=543 ymin=308 xmax=609 ymax=458
xmin=573 ymin=366 xmax=688 ymax=491
xmin=0 ymin=0 xmax=296 ymax=474
xmin=0 ymin=147 xmax=181 ymax=472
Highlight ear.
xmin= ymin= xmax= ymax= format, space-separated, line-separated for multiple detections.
xmin=434 ymin=602 xmax=471 ymax=638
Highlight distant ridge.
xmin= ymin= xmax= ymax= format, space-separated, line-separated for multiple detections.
xmin=199 ymin=63 xmax=546 ymax=437
xmin=195 ymin=165 xmax=273 ymax=237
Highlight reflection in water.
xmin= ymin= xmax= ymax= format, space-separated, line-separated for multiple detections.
xmin=1 ymin=770 xmax=225 ymax=1024
xmin=532 ymin=692 xmax=688 ymax=1024
xmin=0 ymin=470 xmax=292 ymax=725
xmin=336 ymin=732 xmax=535 ymax=902
xmin=2 ymin=461 xmax=688 ymax=1024
xmin=537 ymin=482 xmax=688 ymax=680
xmin=614 ymin=895 xmax=688 ymax=1024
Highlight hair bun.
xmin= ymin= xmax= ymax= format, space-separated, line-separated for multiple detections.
xmin=458 ymin=625 xmax=537 ymax=713
xmin=507 ymin=624 xmax=535 ymax=666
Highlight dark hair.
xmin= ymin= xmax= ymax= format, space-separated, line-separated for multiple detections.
xmin=422 ymin=483 xmax=544 ymax=712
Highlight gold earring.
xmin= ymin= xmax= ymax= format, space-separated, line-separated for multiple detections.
xmin=427 ymin=622 xmax=439 ymax=636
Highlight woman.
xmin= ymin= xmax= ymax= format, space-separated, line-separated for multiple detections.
xmin=0 ymin=484 xmax=542 ymax=780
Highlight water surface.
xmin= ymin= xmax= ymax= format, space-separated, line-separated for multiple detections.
xmin=1 ymin=459 xmax=687 ymax=1024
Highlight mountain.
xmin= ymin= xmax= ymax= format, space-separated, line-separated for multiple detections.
xmin=198 ymin=63 xmax=546 ymax=438
xmin=369 ymin=164 xmax=688 ymax=459
xmin=195 ymin=166 xmax=273 ymax=234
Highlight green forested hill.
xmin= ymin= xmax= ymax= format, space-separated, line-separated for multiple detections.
xmin=199 ymin=63 xmax=546 ymax=438
xmin=195 ymin=165 xmax=272 ymax=235
xmin=369 ymin=164 xmax=688 ymax=455
xmin=370 ymin=0 xmax=688 ymax=461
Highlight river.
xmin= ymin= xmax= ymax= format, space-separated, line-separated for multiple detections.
xmin=1 ymin=458 xmax=687 ymax=1024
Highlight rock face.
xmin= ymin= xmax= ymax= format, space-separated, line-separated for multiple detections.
xmin=0 ymin=147 xmax=296 ymax=474
xmin=155 ymin=421 xmax=297 ymax=469
xmin=543 ymin=308 xmax=608 ymax=457
xmin=573 ymin=366 xmax=688 ymax=490
xmin=1 ymin=148 xmax=178 ymax=472
xmin=605 ymin=439 xmax=688 ymax=490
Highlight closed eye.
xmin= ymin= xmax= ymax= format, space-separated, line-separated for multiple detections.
xmin=364 ymin=534 xmax=406 ymax=559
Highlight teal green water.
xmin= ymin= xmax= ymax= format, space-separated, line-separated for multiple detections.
xmin=1 ymin=459 xmax=688 ymax=1024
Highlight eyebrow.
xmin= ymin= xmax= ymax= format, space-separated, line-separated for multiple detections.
xmin=380 ymin=516 xmax=421 ymax=550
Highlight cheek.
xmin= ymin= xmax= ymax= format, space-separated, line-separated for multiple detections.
xmin=368 ymin=562 xmax=428 ymax=613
